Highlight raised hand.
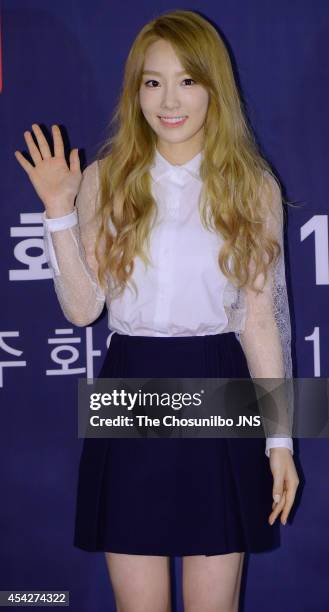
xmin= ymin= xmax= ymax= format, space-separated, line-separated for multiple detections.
xmin=14 ymin=124 xmax=82 ymax=218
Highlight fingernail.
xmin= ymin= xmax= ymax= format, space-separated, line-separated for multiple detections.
xmin=274 ymin=494 xmax=281 ymax=503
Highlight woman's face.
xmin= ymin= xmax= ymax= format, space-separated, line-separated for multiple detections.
xmin=139 ymin=39 xmax=209 ymax=158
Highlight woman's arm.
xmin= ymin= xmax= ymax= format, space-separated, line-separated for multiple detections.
xmin=238 ymin=172 xmax=294 ymax=457
xmin=43 ymin=161 xmax=106 ymax=326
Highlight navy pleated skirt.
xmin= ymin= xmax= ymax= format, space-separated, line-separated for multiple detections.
xmin=73 ymin=331 xmax=280 ymax=555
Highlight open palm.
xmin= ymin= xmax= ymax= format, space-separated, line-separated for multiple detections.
xmin=14 ymin=124 xmax=82 ymax=216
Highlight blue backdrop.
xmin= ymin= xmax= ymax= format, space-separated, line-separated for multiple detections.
xmin=1 ymin=1 xmax=329 ymax=611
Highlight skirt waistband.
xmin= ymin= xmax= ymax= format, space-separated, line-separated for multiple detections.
xmin=108 ymin=330 xmax=237 ymax=345
xmin=100 ymin=330 xmax=248 ymax=379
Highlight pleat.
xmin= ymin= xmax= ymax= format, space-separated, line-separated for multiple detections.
xmin=74 ymin=331 xmax=280 ymax=554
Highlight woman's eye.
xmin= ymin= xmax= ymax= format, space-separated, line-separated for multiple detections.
xmin=144 ymin=78 xmax=196 ymax=88
xmin=145 ymin=80 xmax=159 ymax=87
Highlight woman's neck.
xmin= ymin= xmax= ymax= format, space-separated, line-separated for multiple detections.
xmin=156 ymin=140 xmax=204 ymax=166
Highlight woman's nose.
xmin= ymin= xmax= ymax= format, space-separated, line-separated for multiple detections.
xmin=160 ymin=86 xmax=181 ymax=110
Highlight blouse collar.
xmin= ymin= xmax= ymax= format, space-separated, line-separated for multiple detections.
xmin=150 ymin=147 xmax=203 ymax=186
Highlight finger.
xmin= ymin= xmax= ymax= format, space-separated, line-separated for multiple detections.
xmin=268 ymin=491 xmax=286 ymax=524
xmin=14 ymin=150 xmax=35 ymax=175
xmin=31 ymin=123 xmax=52 ymax=159
xmin=280 ymin=486 xmax=298 ymax=524
xmin=272 ymin=476 xmax=284 ymax=505
xmin=69 ymin=148 xmax=80 ymax=174
xmin=270 ymin=491 xmax=285 ymax=515
xmin=52 ymin=125 xmax=65 ymax=158
xmin=24 ymin=131 xmax=43 ymax=165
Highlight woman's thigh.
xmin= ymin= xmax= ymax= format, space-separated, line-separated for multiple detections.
xmin=182 ymin=552 xmax=245 ymax=612
xmin=104 ymin=552 xmax=171 ymax=612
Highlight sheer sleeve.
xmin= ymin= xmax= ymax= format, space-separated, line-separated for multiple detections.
xmin=238 ymin=172 xmax=294 ymax=457
xmin=42 ymin=160 xmax=106 ymax=326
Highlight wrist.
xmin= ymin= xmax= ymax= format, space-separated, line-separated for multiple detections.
xmin=269 ymin=447 xmax=292 ymax=455
xmin=45 ymin=206 xmax=75 ymax=219
xmin=44 ymin=195 xmax=76 ymax=218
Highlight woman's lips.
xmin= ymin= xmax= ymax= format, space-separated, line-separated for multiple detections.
xmin=158 ymin=116 xmax=188 ymax=127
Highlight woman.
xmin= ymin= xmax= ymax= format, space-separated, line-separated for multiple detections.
xmin=15 ymin=9 xmax=299 ymax=612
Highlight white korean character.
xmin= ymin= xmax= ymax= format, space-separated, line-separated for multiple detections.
xmin=10 ymin=212 xmax=52 ymax=280
xmin=0 ymin=331 xmax=26 ymax=387
xmin=46 ymin=327 xmax=101 ymax=378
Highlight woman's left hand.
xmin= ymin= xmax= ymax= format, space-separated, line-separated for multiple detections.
xmin=268 ymin=447 xmax=299 ymax=526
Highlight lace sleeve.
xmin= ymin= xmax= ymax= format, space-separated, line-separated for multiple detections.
xmin=238 ymin=172 xmax=294 ymax=456
xmin=42 ymin=160 xmax=106 ymax=326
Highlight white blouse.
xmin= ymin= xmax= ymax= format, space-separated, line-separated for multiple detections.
xmin=42 ymin=148 xmax=294 ymax=458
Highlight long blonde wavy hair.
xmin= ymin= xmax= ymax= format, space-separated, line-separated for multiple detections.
xmin=94 ymin=9 xmax=287 ymax=298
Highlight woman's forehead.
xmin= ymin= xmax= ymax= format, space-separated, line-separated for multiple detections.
xmin=143 ymin=39 xmax=183 ymax=69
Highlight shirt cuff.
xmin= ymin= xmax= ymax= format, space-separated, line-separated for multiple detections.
xmin=42 ymin=209 xmax=78 ymax=231
xmin=42 ymin=210 xmax=77 ymax=276
xmin=265 ymin=437 xmax=294 ymax=458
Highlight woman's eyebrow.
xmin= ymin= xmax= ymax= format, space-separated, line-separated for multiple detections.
xmin=142 ymin=69 xmax=188 ymax=75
